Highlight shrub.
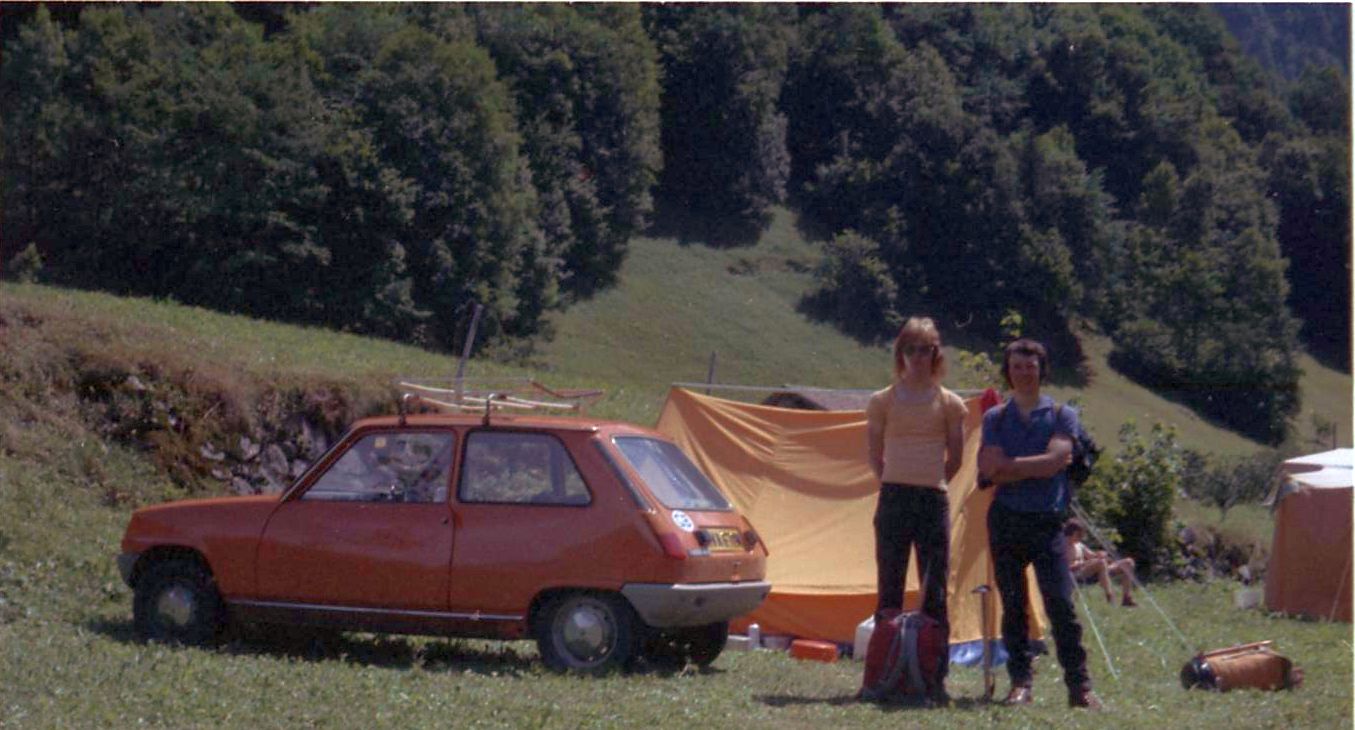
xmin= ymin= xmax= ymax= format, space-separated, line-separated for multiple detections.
xmin=1076 ymin=420 xmax=1183 ymax=574
xmin=5 ymin=244 xmax=43 ymax=283
xmin=1179 ymin=448 xmax=1284 ymax=522
xmin=799 ymin=231 xmax=901 ymax=342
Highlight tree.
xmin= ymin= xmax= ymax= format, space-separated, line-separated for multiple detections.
xmin=468 ymin=4 xmax=662 ymax=296
xmin=1181 ymin=449 xmax=1285 ymax=522
xmin=799 ymin=230 xmax=901 ymax=342
xmin=367 ymin=27 xmax=548 ymax=347
xmin=288 ymin=7 xmax=551 ymax=350
xmin=3 ymin=4 xmax=330 ymax=319
xmin=1110 ymin=119 xmax=1302 ymax=442
xmin=2 ymin=5 xmax=75 ymax=269
xmin=1261 ymin=130 xmax=1351 ymax=368
xmin=646 ymin=4 xmax=794 ymax=243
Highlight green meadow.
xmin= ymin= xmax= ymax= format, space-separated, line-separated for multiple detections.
xmin=1 ymin=210 xmax=1350 ymax=727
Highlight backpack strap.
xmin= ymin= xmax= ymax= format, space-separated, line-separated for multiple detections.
xmin=903 ymin=614 xmax=926 ymax=693
xmin=1055 ymin=403 xmax=1079 ymax=447
xmin=877 ymin=620 xmax=909 ymax=696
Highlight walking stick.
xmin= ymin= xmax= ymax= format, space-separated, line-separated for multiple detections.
xmin=973 ymin=584 xmax=995 ymax=701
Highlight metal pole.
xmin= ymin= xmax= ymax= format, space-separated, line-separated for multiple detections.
xmin=455 ymin=302 xmax=484 ymax=407
xmin=972 ymin=584 xmax=995 ymax=700
xmin=705 ymin=351 xmax=717 ymax=395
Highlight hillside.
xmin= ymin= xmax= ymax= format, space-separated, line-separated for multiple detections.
xmin=541 ymin=208 xmax=1350 ymax=456
xmin=2 ymin=219 xmax=1351 ymax=728
xmin=3 ymin=209 xmax=1348 ymax=458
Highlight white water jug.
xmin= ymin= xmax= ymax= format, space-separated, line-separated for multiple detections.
xmin=852 ymin=614 xmax=875 ymax=660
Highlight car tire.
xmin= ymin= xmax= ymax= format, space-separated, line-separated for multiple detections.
xmin=685 ymin=621 xmax=729 ymax=667
xmin=639 ymin=628 xmax=686 ymax=668
xmin=640 ymin=621 xmax=728 ymax=668
xmin=536 ymin=592 xmax=637 ymax=674
xmin=132 ymin=558 xmax=224 ymax=645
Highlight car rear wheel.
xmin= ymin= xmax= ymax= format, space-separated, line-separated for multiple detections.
xmin=537 ymin=593 xmax=637 ymax=674
xmin=641 ymin=621 xmax=728 ymax=668
xmin=685 ymin=621 xmax=729 ymax=667
xmin=133 ymin=558 xmax=224 ymax=645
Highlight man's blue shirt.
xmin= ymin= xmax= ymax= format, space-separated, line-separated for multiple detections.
xmin=981 ymin=394 xmax=1078 ymax=513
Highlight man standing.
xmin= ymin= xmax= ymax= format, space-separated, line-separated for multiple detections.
xmin=978 ymin=339 xmax=1102 ymax=710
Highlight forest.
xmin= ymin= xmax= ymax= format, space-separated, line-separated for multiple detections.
xmin=2 ymin=3 xmax=1349 ymax=444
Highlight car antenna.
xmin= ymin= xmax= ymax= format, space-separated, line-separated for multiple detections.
xmin=483 ymin=392 xmax=500 ymax=427
xmin=399 ymin=393 xmax=420 ymax=427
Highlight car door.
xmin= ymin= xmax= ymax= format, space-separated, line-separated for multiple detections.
xmin=449 ymin=429 xmax=609 ymax=615
xmin=254 ymin=429 xmax=456 ymax=611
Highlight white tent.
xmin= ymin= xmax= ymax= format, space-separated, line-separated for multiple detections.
xmin=1264 ymin=449 xmax=1352 ymax=622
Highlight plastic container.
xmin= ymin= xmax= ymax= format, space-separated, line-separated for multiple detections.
xmin=790 ymin=639 xmax=839 ymax=663
xmin=724 ymin=634 xmax=753 ymax=652
xmin=853 ymin=615 xmax=875 ymax=661
xmin=1235 ymin=587 xmax=1263 ymax=610
xmin=747 ymin=623 xmax=761 ymax=649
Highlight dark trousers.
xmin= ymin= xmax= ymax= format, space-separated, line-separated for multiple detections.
xmin=874 ymin=484 xmax=950 ymax=680
xmin=987 ymin=501 xmax=1090 ymax=693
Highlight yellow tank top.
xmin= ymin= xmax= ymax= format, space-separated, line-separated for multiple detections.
xmin=866 ymin=384 xmax=966 ymax=490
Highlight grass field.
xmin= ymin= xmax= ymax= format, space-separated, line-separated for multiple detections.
xmin=1 ymin=447 xmax=1350 ymax=728
xmin=1 ymin=206 xmax=1351 ymax=728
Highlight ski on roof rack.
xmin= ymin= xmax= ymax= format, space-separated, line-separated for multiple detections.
xmin=395 ymin=377 xmax=605 ymax=425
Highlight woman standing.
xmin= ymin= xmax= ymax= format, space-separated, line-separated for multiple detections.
xmin=865 ymin=317 xmax=966 ymax=702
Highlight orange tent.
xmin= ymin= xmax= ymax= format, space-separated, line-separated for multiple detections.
xmin=1265 ymin=449 xmax=1352 ymax=622
xmin=656 ymin=387 xmax=1047 ymax=646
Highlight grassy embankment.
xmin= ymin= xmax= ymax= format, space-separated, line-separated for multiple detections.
xmin=1 ymin=209 xmax=1350 ymax=727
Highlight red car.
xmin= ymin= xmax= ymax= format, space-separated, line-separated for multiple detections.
xmin=118 ymin=402 xmax=769 ymax=672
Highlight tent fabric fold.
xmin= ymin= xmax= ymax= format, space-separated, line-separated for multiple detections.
xmin=656 ymin=386 xmax=1047 ymax=645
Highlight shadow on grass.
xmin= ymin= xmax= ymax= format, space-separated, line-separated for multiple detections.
xmin=757 ymin=693 xmax=991 ymax=712
xmin=647 ymin=198 xmax=766 ymax=249
xmin=1104 ymin=349 xmax=1279 ymax=443
xmin=83 ymin=617 xmax=537 ymax=676
xmin=85 ymin=617 xmax=726 ymax=678
xmin=630 ymin=659 xmax=728 ymax=678
xmin=86 ymin=616 xmax=139 ymax=644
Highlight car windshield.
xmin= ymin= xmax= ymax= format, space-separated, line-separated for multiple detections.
xmin=611 ymin=437 xmax=732 ymax=511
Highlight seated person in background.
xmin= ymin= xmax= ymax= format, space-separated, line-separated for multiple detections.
xmin=1065 ymin=519 xmax=1136 ymax=607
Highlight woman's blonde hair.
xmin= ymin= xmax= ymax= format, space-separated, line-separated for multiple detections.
xmin=892 ymin=316 xmax=946 ymax=384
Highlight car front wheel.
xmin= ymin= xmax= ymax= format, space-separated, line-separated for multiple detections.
xmin=536 ymin=592 xmax=637 ymax=674
xmin=132 ymin=558 xmax=224 ymax=645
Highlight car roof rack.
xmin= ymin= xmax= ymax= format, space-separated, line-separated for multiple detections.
xmin=396 ymin=378 xmax=605 ymax=425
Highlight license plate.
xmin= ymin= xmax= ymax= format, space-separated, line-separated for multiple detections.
xmin=704 ymin=528 xmax=743 ymax=553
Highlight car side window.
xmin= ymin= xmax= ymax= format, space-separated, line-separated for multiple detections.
xmin=459 ymin=432 xmax=590 ymax=506
xmin=304 ymin=432 xmax=454 ymax=503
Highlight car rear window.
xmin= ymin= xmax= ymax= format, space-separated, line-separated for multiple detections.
xmin=611 ymin=437 xmax=731 ymax=511
xmin=460 ymin=431 xmax=591 ymax=506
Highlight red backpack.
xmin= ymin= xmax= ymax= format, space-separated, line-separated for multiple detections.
xmin=859 ymin=607 xmax=947 ymax=702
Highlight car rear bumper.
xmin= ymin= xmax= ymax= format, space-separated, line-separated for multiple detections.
xmin=621 ymin=581 xmax=771 ymax=628
xmin=117 ymin=552 xmax=140 ymax=587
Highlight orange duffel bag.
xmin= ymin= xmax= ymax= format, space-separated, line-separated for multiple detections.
xmin=1180 ymin=641 xmax=1303 ymax=692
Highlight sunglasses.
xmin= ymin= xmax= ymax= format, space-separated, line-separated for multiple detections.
xmin=901 ymin=344 xmax=938 ymax=357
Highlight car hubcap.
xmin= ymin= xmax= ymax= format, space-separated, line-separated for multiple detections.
xmin=558 ymin=601 xmax=614 ymax=664
xmin=156 ymin=585 xmax=197 ymax=628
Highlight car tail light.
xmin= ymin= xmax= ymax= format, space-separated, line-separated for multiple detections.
xmin=656 ymin=532 xmax=688 ymax=560
xmin=643 ymin=512 xmax=687 ymax=560
xmin=742 ymin=530 xmax=760 ymax=550
xmin=741 ymin=518 xmax=767 ymax=556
